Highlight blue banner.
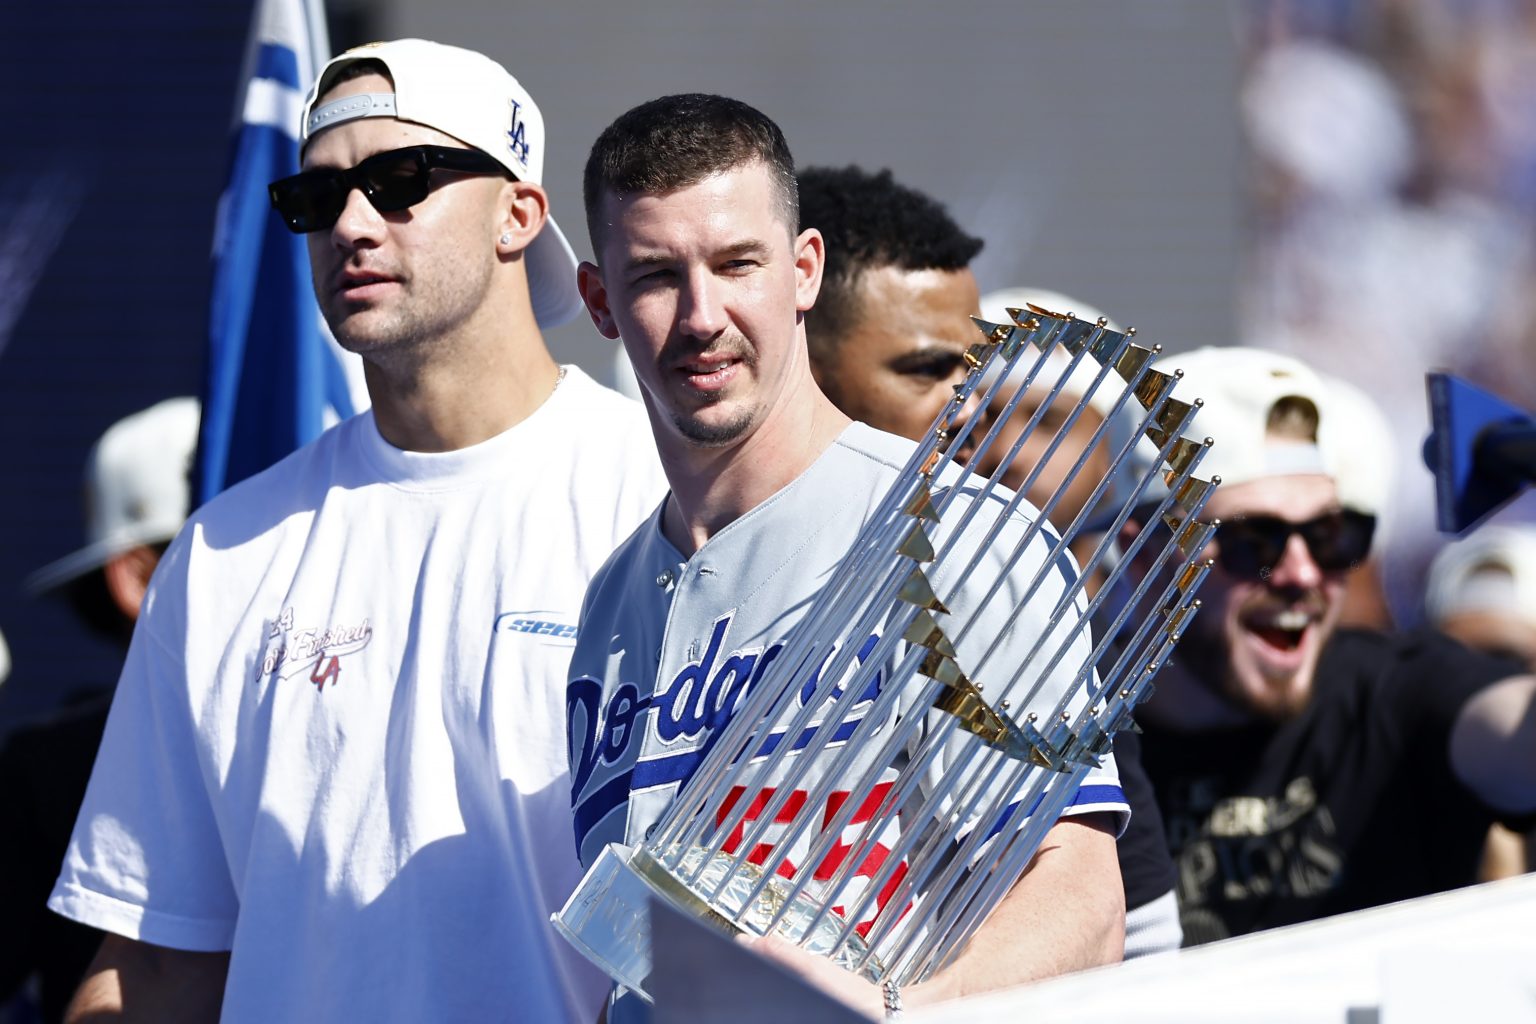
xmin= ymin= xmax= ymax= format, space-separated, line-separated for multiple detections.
xmin=197 ymin=0 xmax=362 ymax=503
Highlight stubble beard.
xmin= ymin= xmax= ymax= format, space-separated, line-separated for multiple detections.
xmin=1217 ymin=618 xmax=1323 ymax=724
xmin=672 ymin=405 xmax=756 ymax=447
xmin=658 ymin=332 xmax=760 ymax=448
xmin=323 ymin=247 xmax=495 ymax=365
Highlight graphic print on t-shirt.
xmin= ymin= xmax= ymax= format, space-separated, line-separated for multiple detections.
xmin=1161 ymin=772 xmax=1344 ymax=944
xmin=257 ymin=605 xmax=374 ymax=691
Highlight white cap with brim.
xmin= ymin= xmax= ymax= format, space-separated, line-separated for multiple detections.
xmin=28 ymin=397 xmax=200 ymax=594
xmin=300 ymin=39 xmax=583 ymax=329
xmin=1315 ymin=372 xmax=1394 ymax=518
xmin=1426 ymin=525 xmax=1536 ymax=626
xmin=1139 ymin=347 xmax=1332 ymax=498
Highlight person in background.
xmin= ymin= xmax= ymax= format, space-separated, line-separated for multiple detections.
xmin=1 ymin=397 xmax=198 ymax=1023
xmin=1130 ymin=347 xmax=1536 ymax=945
xmin=797 ymin=165 xmax=984 ymax=441
xmin=1425 ymin=524 xmax=1536 ymax=878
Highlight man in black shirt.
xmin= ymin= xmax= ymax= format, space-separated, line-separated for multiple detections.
xmin=1130 ymin=347 xmax=1536 ymax=944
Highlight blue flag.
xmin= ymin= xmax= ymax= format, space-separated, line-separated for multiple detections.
xmin=198 ymin=0 xmax=363 ymax=503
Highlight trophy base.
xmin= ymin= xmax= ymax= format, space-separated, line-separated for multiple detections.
xmin=552 ymin=843 xmax=883 ymax=1004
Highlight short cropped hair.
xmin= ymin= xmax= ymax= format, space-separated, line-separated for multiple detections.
xmin=315 ymin=57 xmax=392 ymax=101
xmin=582 ymin=93 xmax=798 ymax=253
xmin=797 ymin=165 xmax=984 ymax=361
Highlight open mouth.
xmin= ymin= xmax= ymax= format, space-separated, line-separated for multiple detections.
xmin=1242 ymin=608 xmax=1314 ymax=656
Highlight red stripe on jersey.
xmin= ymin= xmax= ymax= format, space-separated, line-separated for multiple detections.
xmin=713 ymin=783 xmax=911 ymax=932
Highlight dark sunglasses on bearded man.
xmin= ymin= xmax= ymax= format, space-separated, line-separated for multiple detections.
xmin=268 ymin=145 xmax=509 ymax=234
xmin=1210 ymin=509 xmax=1376 ymax=579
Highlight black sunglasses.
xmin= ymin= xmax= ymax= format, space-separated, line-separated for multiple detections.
xmin=1211 ymin=509 xmax=1376 ymax=579
xmin=268 ymin=145 xmax=509 ymax=234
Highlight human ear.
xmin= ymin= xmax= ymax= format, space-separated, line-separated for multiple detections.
xmin=577 ymin=261 xmax=621 ymax=340
xmin=103 ymin=545 xmax=161 ymax=622
xmin=496 ymin=180 xmax=550 ymax=254
xmin=793 ymin=228 xmax=825 ymax=314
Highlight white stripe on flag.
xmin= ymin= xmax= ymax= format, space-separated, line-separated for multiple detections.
xmin=243 ymin=76 xmax=304 ymax=139
xmin=257 ymin=0 xmax=321 ymax=84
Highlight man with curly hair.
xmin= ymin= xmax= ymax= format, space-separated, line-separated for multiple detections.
xmin=798 ymin=165 xmax=985 ymax=442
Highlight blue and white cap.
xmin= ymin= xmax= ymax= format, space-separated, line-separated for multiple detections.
xmin=300 ymin=38 xmax=583 ymax=328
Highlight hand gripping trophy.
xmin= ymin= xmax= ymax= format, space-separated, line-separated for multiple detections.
xmin=556 ymin=305 xmax=1218 ymax=1000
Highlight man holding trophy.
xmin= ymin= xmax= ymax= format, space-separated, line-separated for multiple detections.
xmin=566 ymin=93 xmax=1141 ymax=1020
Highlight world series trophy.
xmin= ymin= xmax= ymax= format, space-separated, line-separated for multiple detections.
xmin=554 ymin=305 xmax=1219 ymax=1000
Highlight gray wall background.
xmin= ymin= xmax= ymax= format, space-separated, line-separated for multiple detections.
xmin=386 ymin=0 xmax=1244 ymax=377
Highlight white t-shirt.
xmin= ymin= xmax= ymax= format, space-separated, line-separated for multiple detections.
xmin=50 ymin=367 xmax=667 ymax=1023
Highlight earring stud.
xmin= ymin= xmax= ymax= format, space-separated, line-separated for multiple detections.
xmin=499 ymin=232 xmax=512 ymax=245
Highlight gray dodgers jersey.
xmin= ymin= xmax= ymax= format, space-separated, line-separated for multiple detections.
xmin=569 ymin=423 xmax=1126 ymax=907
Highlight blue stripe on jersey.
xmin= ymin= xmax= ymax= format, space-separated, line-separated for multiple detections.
xmin=978 ymin=782 xmax=1126 ymax=844
xmin=1068 ymin=782 xmax=1125 ymax=808
xmin=574 ymin=770 xmax=634 ymax=850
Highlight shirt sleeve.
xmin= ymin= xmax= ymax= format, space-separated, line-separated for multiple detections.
xmin=47 ymin=553 xmax=239 ymax=952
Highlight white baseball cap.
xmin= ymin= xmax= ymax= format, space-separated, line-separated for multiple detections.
xmin=28 ymin=398 xmax=200 ymax=593
xmin=1425 ymin=525 xmax=1536 ymax=626
xmin=300 ymin=38 xmax=583 ymax=328
xmin=1150 ymin=346 xmax=1332 ymax=491
xmin=1316 ymin=372 xmax=1394 ymax=518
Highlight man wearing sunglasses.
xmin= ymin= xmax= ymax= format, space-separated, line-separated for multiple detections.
xmin=49 ymin=39 xmax=663 ymax=1022
xmin=1128 ymin=346 xmax=1536 ymax=946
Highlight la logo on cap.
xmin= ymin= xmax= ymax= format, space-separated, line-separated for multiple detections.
xmin=508 ymin=99 xmax=530 ymax=165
